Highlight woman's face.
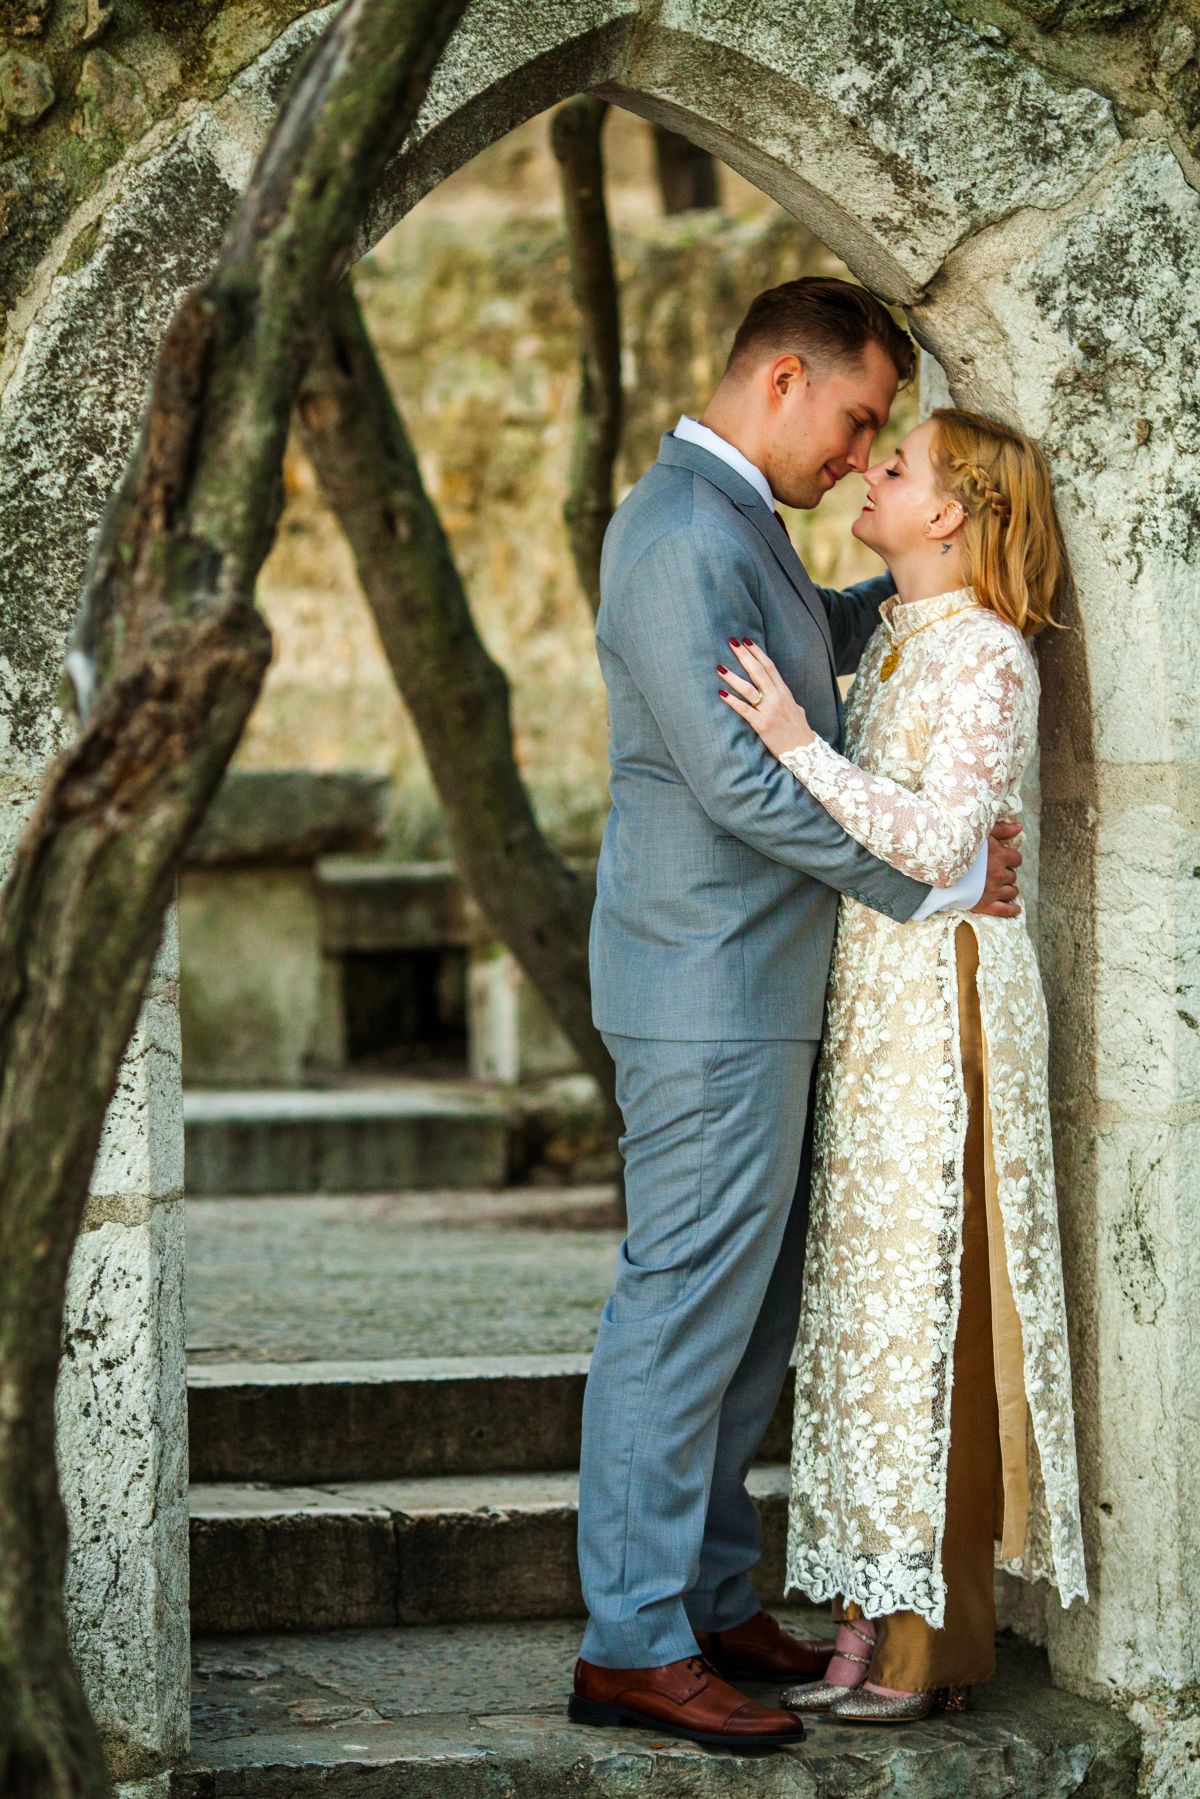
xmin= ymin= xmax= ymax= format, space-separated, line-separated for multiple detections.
xmin=852 ymin=417 xmax=955 ymax=560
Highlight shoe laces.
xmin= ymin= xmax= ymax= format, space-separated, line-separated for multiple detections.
xmin=686 ymin=1653 xmax=718 ymax=1681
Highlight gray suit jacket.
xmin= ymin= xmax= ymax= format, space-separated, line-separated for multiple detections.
xmin=589 ymin=432 xmax=930 ymax=1042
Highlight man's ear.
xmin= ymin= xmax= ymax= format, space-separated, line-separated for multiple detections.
xmin=770 ymin=353 xmax=805 ymax=401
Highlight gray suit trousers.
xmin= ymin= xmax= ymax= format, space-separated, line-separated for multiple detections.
xmin=577 ymin=1032 xmax=818 ymax=1668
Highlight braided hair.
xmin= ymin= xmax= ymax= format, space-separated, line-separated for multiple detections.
xmin=930 ymin=408 xmax=1068 ymax=637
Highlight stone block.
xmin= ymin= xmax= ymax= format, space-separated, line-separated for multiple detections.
xmin=188 ymin=1354 xmax=592 ymax=1484
xmin=189 ymin=1486 xmax=397 ymax=1634
xmin=179 ymin=867 xmax=323 ymax=1086
xmin=468 ymin=943 xmax=579 ymax=1084
xmin=315 ymin=859 xmax=475 ymax=954
xmin=185 ymin=770 xmax=390 ymax=867
xmin=188 ymin=1352 xmax=794 ymax=1486
xmin=1043 ymin=1110 xmax=1200 ymax=1704
xmin=58 ymin=1201 xmax=189 ymax=1778
xmin=626 ymin=0 xmax=1119 ymax=298
xmin=189 ymin=1469 xmax=789 ymax=1633
xmin=1092 ymin=788 xmax=1200 ymax=1111
xmin=88 ymin=989 xmax=185 ymax=1217
xmin=183 ymin=1084 xmax=511 ymax=1195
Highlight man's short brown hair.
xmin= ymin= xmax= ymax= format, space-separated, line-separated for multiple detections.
xmin=726 ymin=276 xmax=916 ymax=387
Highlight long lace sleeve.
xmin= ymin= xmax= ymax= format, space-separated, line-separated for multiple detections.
xmin=779 ymin=627 xmax=1033 ymax=887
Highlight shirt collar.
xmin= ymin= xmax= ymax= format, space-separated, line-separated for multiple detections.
xmin=672 ymin=416 xmax=777 ymax=515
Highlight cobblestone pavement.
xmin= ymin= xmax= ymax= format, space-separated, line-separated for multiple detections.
xmin=186 ymin=1187 xmax=622 ymax=1365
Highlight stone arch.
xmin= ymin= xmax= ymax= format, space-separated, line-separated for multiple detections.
xmin=2 ymin=0 xmax=1196 ymax=1780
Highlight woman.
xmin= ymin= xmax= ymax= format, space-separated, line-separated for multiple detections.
xmin=717 ymin=407 xmax=1088 ymax=1722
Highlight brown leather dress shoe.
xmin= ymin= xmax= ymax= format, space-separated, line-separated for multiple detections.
xmin=693 ymin=1610 xmax=837 ymax=1681
xmin=569 ymin=1652 xmax=806 ymax=1748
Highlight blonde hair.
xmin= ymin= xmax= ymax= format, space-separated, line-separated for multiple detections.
xmin=930 ymin=408 xmax=1069 ymax=637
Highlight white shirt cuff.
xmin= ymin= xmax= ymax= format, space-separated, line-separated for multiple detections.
xmin=910 ymin=837 xmax=989 ymax=921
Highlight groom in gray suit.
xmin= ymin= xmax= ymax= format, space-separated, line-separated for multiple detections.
xmin=570 ymin=279 xmax=1021 ymax=1747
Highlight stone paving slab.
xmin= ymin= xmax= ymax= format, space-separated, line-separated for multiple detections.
xmin=180 ymin=1618 xmax=1141 ymax=1797
xmin=186 ymin=1189 xmax=622 ymax=1365
xmin=189 ymin=1468 xmax=791 ymax=1635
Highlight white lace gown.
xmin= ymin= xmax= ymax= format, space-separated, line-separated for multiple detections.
xmin=778 ymin=586 xmax=1088 ymax=1627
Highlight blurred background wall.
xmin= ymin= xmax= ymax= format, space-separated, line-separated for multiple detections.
xmin=236 ymin=107 xmax=914 ymax=861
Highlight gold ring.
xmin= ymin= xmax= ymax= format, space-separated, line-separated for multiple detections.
xmin=747 ymin=688 xmax=763 ymax=709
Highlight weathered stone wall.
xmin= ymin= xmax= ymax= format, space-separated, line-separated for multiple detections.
xmin=2 ymin=0 xmax=1198 ymax=1787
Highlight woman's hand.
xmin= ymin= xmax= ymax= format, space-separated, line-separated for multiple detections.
xmin=717 ymin=637 xmax=816 ymax=757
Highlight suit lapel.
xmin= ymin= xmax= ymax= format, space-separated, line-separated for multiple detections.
xmin=657 ymin=434 xmax=836 ymax=661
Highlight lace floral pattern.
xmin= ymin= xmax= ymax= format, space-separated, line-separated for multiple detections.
xmin=781 ymin=589 xmax=1088 ymax=1625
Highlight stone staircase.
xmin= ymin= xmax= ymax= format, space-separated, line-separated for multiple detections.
xmin=181 ymin=1188 xmax=1140 ymax=1796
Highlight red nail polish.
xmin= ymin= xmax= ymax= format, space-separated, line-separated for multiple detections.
xmin=718 ymin=689 xmax=729 ymax=698
xmin=716 ymin=664 xmax=728 ymax=675
xmin=728 ymin=638 xmax=739 ymax=648
xmin=742 ymin=637 xmax=753 ymax=648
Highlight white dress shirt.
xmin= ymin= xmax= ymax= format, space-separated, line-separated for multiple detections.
xmin=672 ymin=416 xmax=989 ymax=918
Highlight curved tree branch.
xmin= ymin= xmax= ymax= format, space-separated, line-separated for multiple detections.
xmin=0 ymin=3 xmax=469 ymax=1791
xmin=550 ymin=95 xmax=623 ymax=616
xmin=298 ymin=276 xmax=617 ymax=1117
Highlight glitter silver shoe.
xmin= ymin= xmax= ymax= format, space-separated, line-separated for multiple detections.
xmin=780 ymin=1678 xmax=862 ymax=1713
xmin=829 ymin=1684 xmax=971 ymax=1726
xmin=782 ymin=1621 xmax=876 ymax=1714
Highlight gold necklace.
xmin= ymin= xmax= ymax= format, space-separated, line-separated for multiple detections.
xmin=879 ymin=604 xmax=979 ymax=682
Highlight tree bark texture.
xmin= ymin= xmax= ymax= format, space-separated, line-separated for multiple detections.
xmin=550 ymin=96 xmax=623 ymax=616
xmin=652 ymin=123 xmax=720 ymax=213
xmin=298 ymin=278 xmax=617 ymax=1117
xmin=0 ymin=3 xmax=469 ymax=1793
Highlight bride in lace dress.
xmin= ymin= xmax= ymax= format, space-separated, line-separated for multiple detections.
xmin=718 ymin=406 xmax=1087 ymax=1722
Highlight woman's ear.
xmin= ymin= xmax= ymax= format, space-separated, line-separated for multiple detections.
xmin=923 ymin=499 xmax=964 ymax=542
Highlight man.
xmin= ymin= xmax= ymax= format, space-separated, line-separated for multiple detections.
xmin=570 ymin=279 xmax=1021 ymax=1749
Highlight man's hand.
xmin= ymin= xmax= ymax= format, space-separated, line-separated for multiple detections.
xmin=973 ymin=819 xmax=1022 ymax=918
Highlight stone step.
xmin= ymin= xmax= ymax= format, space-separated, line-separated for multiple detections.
xmin=184 ymin=1075 xmax=614 ymax=1195
xmin=189 ymin=1468 xmax=790 ymax=1635
xmin=187 ymin=1352 xmax=796 ymax=1484
xmin=182 ymin=1617 xmax=1140 ymax=1797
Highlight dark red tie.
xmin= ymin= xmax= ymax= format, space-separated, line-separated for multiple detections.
xmin=774 ymin=510 xmax=792 ymax=544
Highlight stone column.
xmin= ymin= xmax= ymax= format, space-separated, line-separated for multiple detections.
xmin=920 ymin=141 xmax=1200 ymax=1774
xmin=56 ymin=916 xmax=190 ymax=1787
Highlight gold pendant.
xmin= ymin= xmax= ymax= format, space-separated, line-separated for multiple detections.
xmin=880 ymin=649 xmax=900 ymax=682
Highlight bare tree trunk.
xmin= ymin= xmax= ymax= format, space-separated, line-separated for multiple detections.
xmin=298 ymin=278 xmax=616 ymax=1116
xmin=551 ymin=95 xmax=622 ymax=615
xmin=652 ymin=123 xmax=719 ymax=213
xmin=0 ymin=3 xmax=468 ymax=1792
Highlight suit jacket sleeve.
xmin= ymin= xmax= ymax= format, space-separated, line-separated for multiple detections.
xmin=601 ymin=525 xmax=929 ymax=920
xmin=817 ymin=572 xmax=894 ymax=677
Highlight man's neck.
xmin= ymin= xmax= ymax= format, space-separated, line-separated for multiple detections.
xmin=677 ymin=413 xmax=776 ymax=512
xmin=697 ymin=406 xmax=766 ymax=479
